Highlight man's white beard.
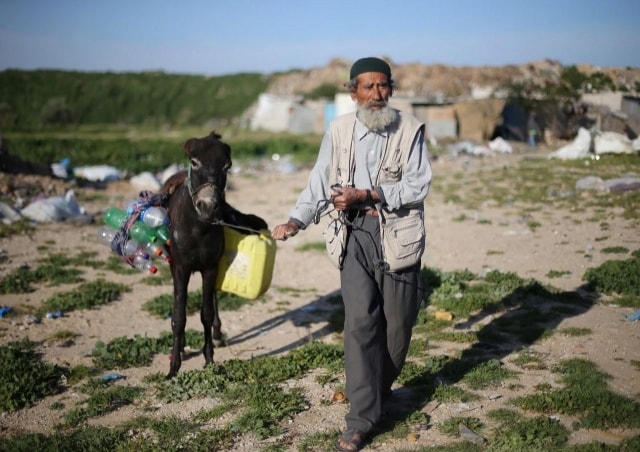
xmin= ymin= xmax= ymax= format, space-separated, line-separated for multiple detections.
xmin=356 ymin=102 xmax=398 ymax=132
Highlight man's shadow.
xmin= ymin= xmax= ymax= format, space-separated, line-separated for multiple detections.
xmin=222 ymin=289 xmax=344 ymax=355
xmin=376 ymin=267 xmax=595 ymax=432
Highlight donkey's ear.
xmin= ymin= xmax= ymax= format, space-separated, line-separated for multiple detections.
xmin=208 ymin=131 xmax=222 ymax=140
xmin=182 ymin=138 xmax=194 ymax=156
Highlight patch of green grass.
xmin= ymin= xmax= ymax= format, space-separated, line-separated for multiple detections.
xmin=583 ymin=254 xmax=640 ymax=297
xmin=2 ymin=426 xmax=130 ymax=452
xmin=490 ymin=415 xmax=569 ymax=450
xmin=460 ymin=359 xmax=518 ymax=390
xmin=546 ymin=269 xmax=571 ymax=278
xmin=0 ymin=265 xmax=40 ymax=294
xmin=46 ymin=329 xmax=78 ymax=343
xmin=230 ymin=383 xmax=307 ymax=439
xmin=0 ymin=339 xmax=68 ymax=412
xmin=433 ymin=384 xmax=479 ymax=403
xmin=407 ymin=336 xmax=431 ymax=357
xmin=601 ymin=246 xmax=629 ymax=254
xmin=64 ymin=380 xmax=144 ymax=427
xmin=295 ymin=241 xmax=325 ymax=252
xmin=630 ymin=360 xmax=640 ymax=371
xmin=156 ymin=341 xmax=342 ymax=404
xmin=297 ymin=430 xmax=337 ymax=451
xmin=513 ymin=358 xmax=640 ymax=429
xmin=39 ymin=279 xmax=130 ymax=315
xmin=142 ymin=289 xmax=254 ymax=319
xmin=92 ymin=334 xmax=165 ymax=369
xmin=527 ymin=220 xmax=542 ymax=231
xmin=559 ymin=327 xmax=592 ymax=336
xmin=0 ymin=219 xmax=35 ymax=239
xmin=438 ymin=416 xmax=483 ymax=437
xmin=431 ymin=331 xmax=478 ymax=343
xmin=511 ymin=351 xmax=547 ymax=370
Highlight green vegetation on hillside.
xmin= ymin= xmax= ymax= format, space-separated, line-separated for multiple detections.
xmin=0 ymin=70 xmax=270 ymax=129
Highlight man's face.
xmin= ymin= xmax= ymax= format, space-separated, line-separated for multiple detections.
xmin=351 ymin=72 xmax=391 ymax=108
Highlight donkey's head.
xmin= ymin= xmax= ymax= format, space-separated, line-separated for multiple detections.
xmin=183 ymin=131 xmax=231 ymax=222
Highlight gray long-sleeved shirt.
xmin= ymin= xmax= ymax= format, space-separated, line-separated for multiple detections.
xmin=289 ymin=117 xmax=432 ymax=227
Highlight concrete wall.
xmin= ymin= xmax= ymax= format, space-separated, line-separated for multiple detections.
xmin=582 ymin=92 xmax=624 ymax=111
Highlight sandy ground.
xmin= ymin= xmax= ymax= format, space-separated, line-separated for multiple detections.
xmin=0 ymin=147 xmax=639 ymax=450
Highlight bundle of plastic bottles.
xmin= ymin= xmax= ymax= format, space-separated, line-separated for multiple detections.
xmin=97 ymin=191 xmax=171 ymax=274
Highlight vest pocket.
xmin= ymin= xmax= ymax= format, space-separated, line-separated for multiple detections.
xmin=382 ymin=211 xmax=425 ymax=271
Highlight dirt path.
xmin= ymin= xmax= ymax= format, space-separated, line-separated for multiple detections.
xmin=1 ymin=149 xmax=639 ymax=450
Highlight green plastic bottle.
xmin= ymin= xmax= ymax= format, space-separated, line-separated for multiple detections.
xmin=103 ymin=207 xmax=128 ymax=230
xmin=155 ymin=225 xmax=171 ymax=244
xmin=130 ymin=221 xmax=157 ymax=243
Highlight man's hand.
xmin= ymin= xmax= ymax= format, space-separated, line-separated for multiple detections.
xmin=271 ymin=221 xmax=300 ymax=241
xmin=331 ymin=186 xmax=365 ymax=211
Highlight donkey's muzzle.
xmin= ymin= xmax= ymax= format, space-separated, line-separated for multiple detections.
xmin=192 ymin=183 xmax=221 ymax=221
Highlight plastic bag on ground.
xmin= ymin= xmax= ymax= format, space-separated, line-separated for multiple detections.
xmin=20 ymin=190 xmax=91 ymax=223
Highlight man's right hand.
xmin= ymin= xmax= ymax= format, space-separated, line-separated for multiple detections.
xmin=271 ymin=221 xmax=300 ymax=241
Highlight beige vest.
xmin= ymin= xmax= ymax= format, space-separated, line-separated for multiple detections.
xmin=326 ymin=110 xmax=426 ymax=271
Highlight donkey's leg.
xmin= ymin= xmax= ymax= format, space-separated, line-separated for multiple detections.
xmin=167 ymin=270 xmax=190 ymax=379
xmin=200 ymin=268 xmax=221 ymax=366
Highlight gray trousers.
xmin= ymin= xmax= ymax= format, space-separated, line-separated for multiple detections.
xmin=340 ymin=214 xmax=422 ymax=433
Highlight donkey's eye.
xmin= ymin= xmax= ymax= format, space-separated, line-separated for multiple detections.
xmin=190 ymin=158 xmax=202 ymax=170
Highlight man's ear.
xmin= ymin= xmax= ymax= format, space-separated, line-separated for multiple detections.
xmin=350 ymin=92 xmax=357 ymax=101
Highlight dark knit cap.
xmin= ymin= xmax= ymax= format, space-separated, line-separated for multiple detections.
xmin=349 ymin=57 xmax=391 ymax=80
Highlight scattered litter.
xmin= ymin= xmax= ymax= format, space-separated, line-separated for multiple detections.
xmin=452 ymin=402 xmax=482 ymax=413
xmin=406 ymin=432 xmax=420 ymax=442
xmin=576 ymin=175 xmax=640 ymax=193
xmin=73 ymin=165 xmax=122 ymax=182
xmin=605 ymin=176 xmax=640 ymax=193
xmin=459 ymin=424 xmax=486 ymax=444
xmin=101 ymin=372 xmax=126 ymax=382
xmin=332 ymin=391 xmax=347 ymax=403
xmin=0 ymin=202 xmax=22 ymax=224
xmin=158 ymin=163 xmax=184 ymax=183
xmin=626 ymin=310 xmax=640 ymax=322
xmin=594 ymin=131 xmax=635 ymax=155
xmin=46 ymin=310 xmax=64 ymax=319
xmin=0 ymin=306 xmax=13 ymax=318
xmin=548 ymin=127 xmax=638 ymax=160
xmin=576 ymin=176 xmax=608 ymax=191
xmin=23 ymin=315 xmax=40 ymax=325
xmin=547 ymin=128 xmax=592 ymax=160
xmin=435 ymin=310 xmax=453 ymax=321
xmin=130 ymin=171 xmax=162 ymax=192
xmin=488 ymin=137 xmax=513 ymax=154
xmin=487 ymin=393 xmax=502 ymax=400
xmin=20 ymin=190 xmax=91 ymax=223
xmin=447 ymin=141 xmax=492 ymax=156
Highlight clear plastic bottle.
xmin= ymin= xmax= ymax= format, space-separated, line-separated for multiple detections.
xmin=97 ymin=226 xmax=116 ymax=246
xmin=141 ymin=206 xmax=169 ymax=227
xmin=143 ymin=241 xmax=170 ymax=262
xmin=133 ymin=254 xmax=158 ymax=274
xmin=122 ymin=239 xmax=140 ymax=256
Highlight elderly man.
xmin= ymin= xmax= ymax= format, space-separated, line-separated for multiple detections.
xmin=272 ymin=57 xmax=432 ymax=451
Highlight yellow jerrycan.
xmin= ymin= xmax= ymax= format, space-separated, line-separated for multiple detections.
xmin=215 ymin=226 xmax=276 ymax=299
